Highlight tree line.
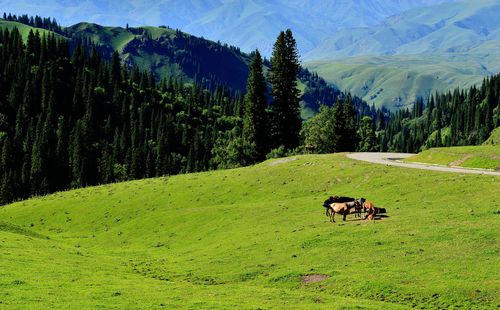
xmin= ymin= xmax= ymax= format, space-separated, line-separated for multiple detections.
xmin=2 ymin=12 xmax=63 ymax=35
xmin=300 ymin=74 xmax=500 ymax=155
xmin=380 ymin=76 xmax=500 ymax=152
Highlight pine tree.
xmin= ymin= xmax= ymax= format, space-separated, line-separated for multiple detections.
xmin=242 ymin=50 xmax=268 ymax=161
xmin=340 ymin=94 xmax=358 ymax=151
xmin=331 ymin=100 xmax=344 ymax=153
xmin=110 ymin=51 xmax=122 ymax=86
xmin=358 ymin=116 xmax=377 ymax=152
xmin=269 ymin=29 xmax=301 ymax=150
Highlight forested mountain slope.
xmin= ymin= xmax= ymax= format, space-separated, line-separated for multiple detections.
xmin=0 ymin=16 xmax=376 ymax=118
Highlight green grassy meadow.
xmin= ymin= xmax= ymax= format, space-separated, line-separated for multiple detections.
xmin=406 ymin=145 xmax=500 ymax=170
xmin=1 ymin=154 xmax=499 ymax=309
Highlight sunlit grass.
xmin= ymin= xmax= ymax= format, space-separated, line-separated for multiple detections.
xmin=0 ymin=154 xmax=498 ymax=308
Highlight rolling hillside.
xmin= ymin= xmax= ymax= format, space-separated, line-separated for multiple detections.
xmin=406 ymin=145 xmax=500 ymax=170
xmin=0 ymin=154 xmax=499 ymax=308
xmin=405 ymin=128 xmax=500 ymax=170
xmin=304 ymin=53 xmax=500 ymax=110
xmin=0 ymin=19 xmax=63 ymax=38
xmin=65 ymin=22 xmax=252 ymax=92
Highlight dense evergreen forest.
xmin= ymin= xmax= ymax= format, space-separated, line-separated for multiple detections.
xmin=380 ymin=75 xmax=500 ymax=152
xmin=302 ymin=75 xmax=500 ymax=154
xmin=0 ymin=28 xmax=248 ymax=204
xmin=0 ymin=25 xmax=361 ymax=205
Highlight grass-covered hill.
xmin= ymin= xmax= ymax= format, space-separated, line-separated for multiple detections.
xmin=406 ymin=145 xmax=500 ymax=170
xmin=65 ymin=22 xmax=252 ymax=93
xmin=304 ymin=53 xmax=500 ymax=110
xmin=1 ymin=154 xmax=498 ymax=308
xmin=406 ymin=127 xmax=500 ymax=170
xmin=0 ymin=19 xmax=63 ymax=38
xmin=483 ymin=126 xmax=500 ymax=145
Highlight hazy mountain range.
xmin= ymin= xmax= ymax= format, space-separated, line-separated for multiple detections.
xmin=304 ymin=0 xmax=500 ymax=60
xmin=0 ymin=0 xmax=457 ymax=55
xmin=304 ymin=0 xmax=500 ymax=109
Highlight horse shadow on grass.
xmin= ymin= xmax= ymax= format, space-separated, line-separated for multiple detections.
xmin=346 ymin=214 xmax=390 ymax=222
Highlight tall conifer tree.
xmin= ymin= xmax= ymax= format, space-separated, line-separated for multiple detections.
xmin=242 ymin=50 xmax=268 ymax=161
xmin=269 ymin=29 xmax=301 ymax=150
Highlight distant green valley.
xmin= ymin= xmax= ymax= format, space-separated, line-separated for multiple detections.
xmin=305 ymin=53 xmax=500 ymax=110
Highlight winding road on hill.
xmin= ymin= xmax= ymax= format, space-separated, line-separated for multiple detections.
xmin=347 ymin=152 xmax=500 ymax=176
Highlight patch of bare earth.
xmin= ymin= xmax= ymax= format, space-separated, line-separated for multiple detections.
xmin=449 ymin=154 xmax=472 ymax=166
xmin=302 ymin=274 xmax=329 ymax=284
xmin=269 ymin=157 xmax=298 ymax=166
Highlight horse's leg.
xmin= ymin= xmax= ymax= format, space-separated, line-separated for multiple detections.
xmin=342 ymin=212 xmax=347 ymax=221
xmin=331 ymin=211 xmax=335 ymax=223
xmin=364 ymin=209 xmax=370 ymax=220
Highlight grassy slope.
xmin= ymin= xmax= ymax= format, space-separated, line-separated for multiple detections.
xmin=0 ymin=20 xmax=64 ymax=39
xmin=0 ymin=154 xmax=499 ymax=308
xmin=303 ymin=54 xmax=499 ymax=110
xmin=406 ymin=128 xmax=500 ymax=170
xmin=67 ymin=23 xmax=137 ymax=52
xmin=483 ymin=127 xmax=500 ymax=146
xmin=406 ymin=145 xmax=500 ymax=170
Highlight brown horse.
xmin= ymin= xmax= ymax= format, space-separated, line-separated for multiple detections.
xmin=323 ymin=196 xmax=356 ymax=217
xmin=325 ymin=203 xmax=358 ymax=223
xmin=363 ymin=201 xmax=386 ymax=220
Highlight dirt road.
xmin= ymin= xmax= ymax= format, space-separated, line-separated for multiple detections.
xmin=346 ymin=152 xmax=500 ymax=176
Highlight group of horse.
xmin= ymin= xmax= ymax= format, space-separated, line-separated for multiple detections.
xmin=322 ymin=196 xmax=387 ymax=223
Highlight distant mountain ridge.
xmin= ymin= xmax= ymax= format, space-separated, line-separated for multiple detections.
xmin=0 ymin=0 xmax=457 ymax=55
xmin=304 ymin=0 xmax=500 ymax=60
xmin=303 ymin=0 xmax=500 ymax=110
